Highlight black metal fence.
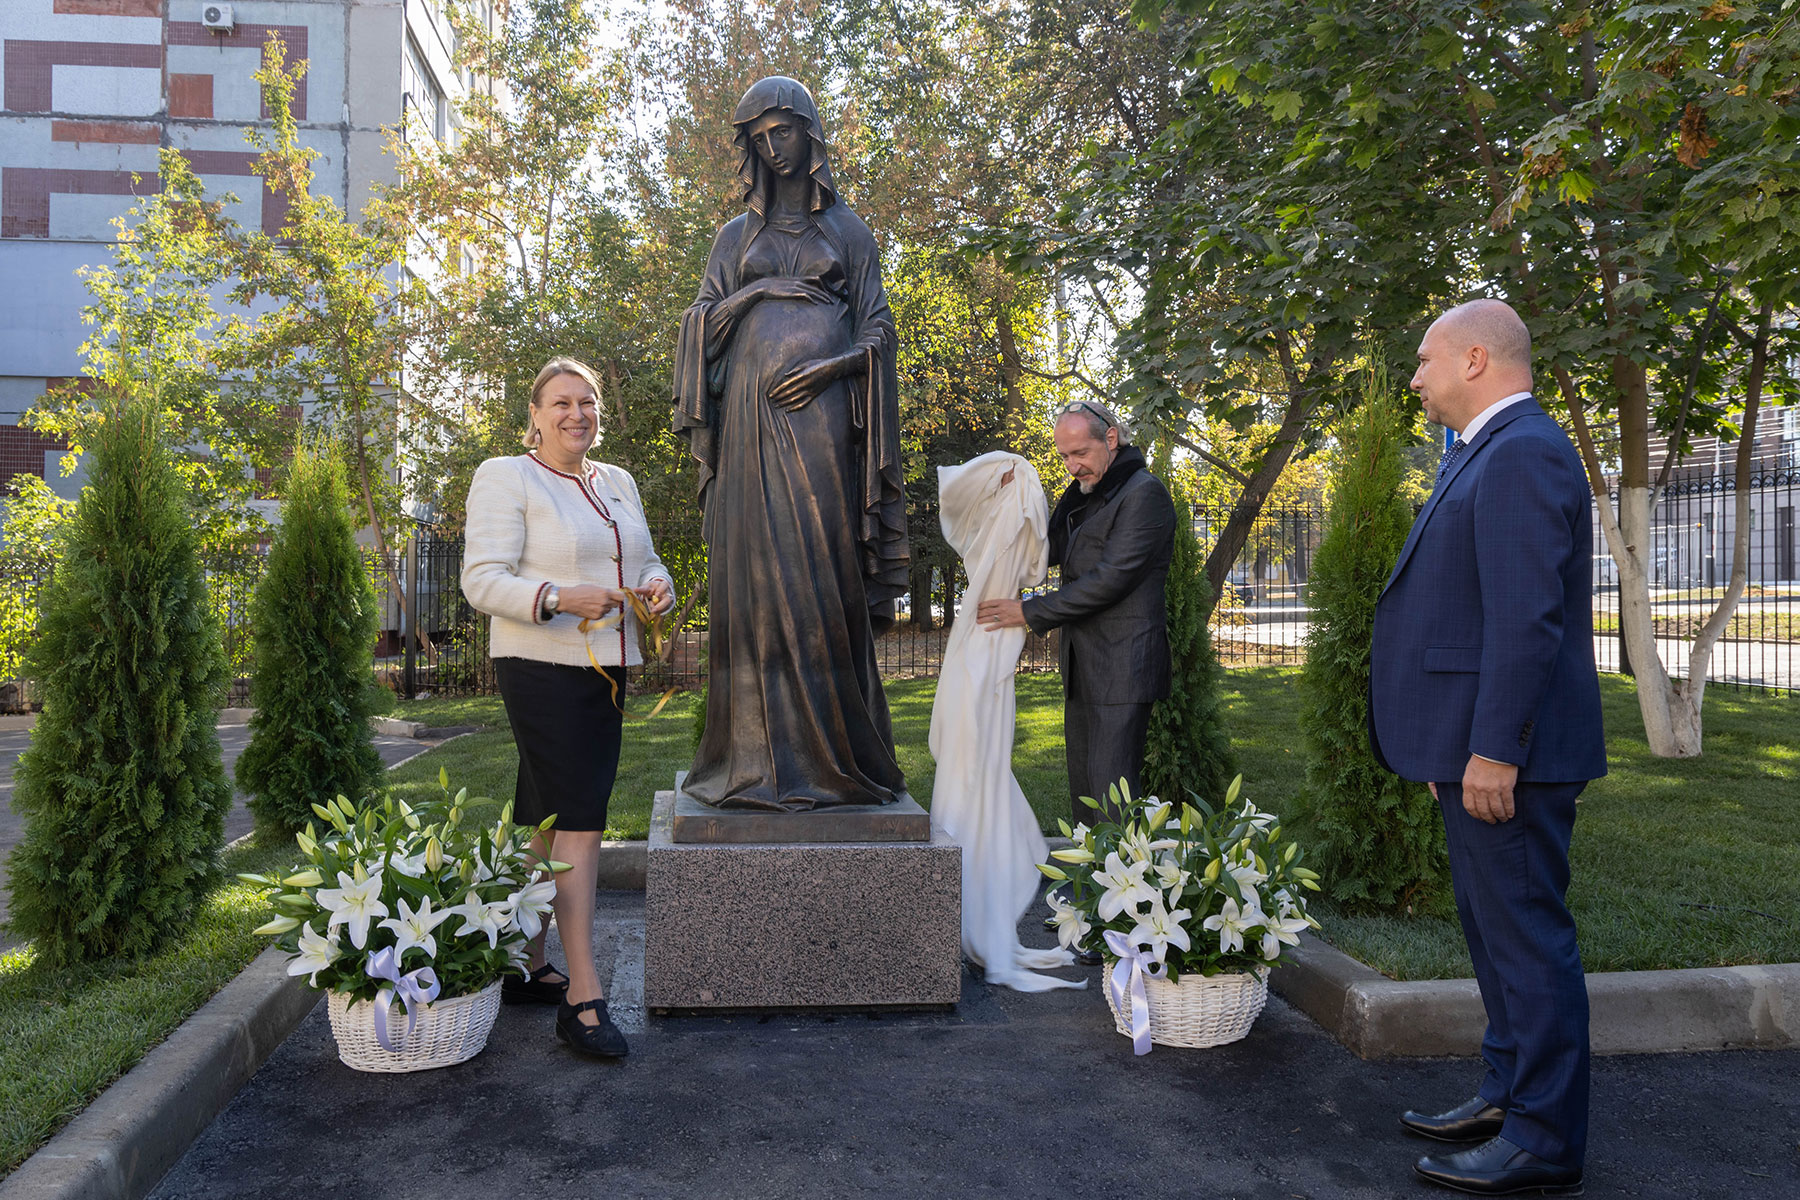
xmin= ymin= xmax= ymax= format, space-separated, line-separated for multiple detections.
xmin=3 ymin=476 xmax=1796 ymax=708
xmin=1592 ymin=469 xmax=1800 ymax=693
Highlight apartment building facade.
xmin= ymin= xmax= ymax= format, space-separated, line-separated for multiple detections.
xmin=0 ymin=0 xmax=484 ymax=499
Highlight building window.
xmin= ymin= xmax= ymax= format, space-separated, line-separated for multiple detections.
xmin=402 ymin=35 xmax=446 ymax=142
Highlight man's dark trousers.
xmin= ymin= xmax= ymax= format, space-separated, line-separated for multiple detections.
xmin=1436 ymin=779 xmax=1590 ymax=1166
xmin=1065 ymin=697 xmax=1152 ymax=824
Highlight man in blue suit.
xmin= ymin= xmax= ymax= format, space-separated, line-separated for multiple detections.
xmin=1370 ymin=299 xmax=1605 ymax=1196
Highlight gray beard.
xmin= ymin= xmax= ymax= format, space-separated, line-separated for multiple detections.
xmin=1077 ymin=480 xmax=1097 ymax=494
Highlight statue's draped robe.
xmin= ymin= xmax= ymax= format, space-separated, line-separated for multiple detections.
xmin=673 ymin=205 xmax=908 ymax=810
xmin=929 ymin=453 xmax=1081 ymax=991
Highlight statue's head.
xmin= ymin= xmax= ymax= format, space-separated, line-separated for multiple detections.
xmin=732 ymin=76 xmax=836 ymax=215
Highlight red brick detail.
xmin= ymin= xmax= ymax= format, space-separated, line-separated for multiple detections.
xmin=54 ymin=1 xmax=164 ymax=15
xmin=168 ymin=73 xmax=213 ymax=118
xmin=178 ymin=149 xmax=288 ymax=235
xmin=0 ymin=424 xmax=70 ymax=495
xmin=50 ymin=119 xmax=160 ymax=143
xmin=167 ymin=23 xmax=308 ymax=121
xmin=0 ymin=166 xmax=156 ymax=238
xmin=2 ymin=39 xmax=163 ymax=113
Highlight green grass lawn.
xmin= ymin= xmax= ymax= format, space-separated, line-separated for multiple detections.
xmin=0 ymin=837 xmax=291 ymax=1175
xmin=396 ymin=669 xmax=1799 ymax=981
xmin=1218 ymin=669 xmax=1800 ymax=981
xmin=387 ymin=675 xmax=1075 ymax=836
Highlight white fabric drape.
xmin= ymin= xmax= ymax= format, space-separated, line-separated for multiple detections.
xmin=930 ymin=452 xmax=1083 ymax=992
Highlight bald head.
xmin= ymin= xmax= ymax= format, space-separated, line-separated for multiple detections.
xmin=1438 ymin=299 xmax=1532 ymax=372
xmin=1411 ymin=299 xmax=1535 ymax=433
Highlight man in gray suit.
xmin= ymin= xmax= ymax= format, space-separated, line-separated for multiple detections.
xmin=977 ymin=401 xmax=1177 ymax=826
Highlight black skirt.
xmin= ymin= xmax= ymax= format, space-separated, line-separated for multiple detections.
xmin=493 ymin=657 xmax=625 ymax=834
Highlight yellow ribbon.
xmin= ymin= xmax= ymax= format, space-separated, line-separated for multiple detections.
xmin=579 ymin=591 xmax=677 ymax=721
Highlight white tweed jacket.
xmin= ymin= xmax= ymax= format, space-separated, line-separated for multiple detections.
xmin=461 ymin=454 xmax=673 ymax=668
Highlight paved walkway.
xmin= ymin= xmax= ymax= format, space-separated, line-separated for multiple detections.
xmin=151 ymin=892 xmax=1799 ymax=1200
xmin=0 ymin=724 xmax=440 ymax=945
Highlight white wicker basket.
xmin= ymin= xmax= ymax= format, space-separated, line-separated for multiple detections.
xmin=1104 ymin=965 xmax=1269 ymax=1049
xmin=326 ymin=980 xmax=503 ymax=1073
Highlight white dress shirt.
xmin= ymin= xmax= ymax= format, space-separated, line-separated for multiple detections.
xmin=1454 ymin=391 xmax=1533 ymax=445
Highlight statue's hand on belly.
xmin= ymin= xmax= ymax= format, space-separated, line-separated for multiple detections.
xmin=769 ymin=352 xmax=858 ymax=411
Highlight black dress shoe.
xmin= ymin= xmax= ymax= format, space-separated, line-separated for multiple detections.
xmin=1415 ymin=1136 xmax=1583 ymax=1195
xmin=1074 ymin=947 xmax=1104 ymax=966
xmin=1401 ymin=1095 xmax=1507 ymax=1142
xmin=502 ymin=962 xmax=569 ymax=1006
xmin=555 ymin=996 xmax=629 ymax=1059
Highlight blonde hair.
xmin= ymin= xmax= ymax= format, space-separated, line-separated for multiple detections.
xmin=521 ymin=356 xmax=603 ymax=448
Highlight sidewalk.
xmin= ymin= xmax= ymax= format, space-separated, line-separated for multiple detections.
xmin=148 ymin=892 xmax=1799 ymax=1200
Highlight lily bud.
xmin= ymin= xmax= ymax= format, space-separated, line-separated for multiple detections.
xmin=425 ymin=837 xmax=445 ymax=873
xmin=253 ymin=915 xmax=303 ymax=936
xmin=282 ymin=869 xmax=323 ymax=888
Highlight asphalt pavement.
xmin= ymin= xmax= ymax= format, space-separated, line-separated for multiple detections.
xmin=149 ymin=891 xmax=1800 ymax=1200
xmin=0 ymin=723 xmax=440 ymax=946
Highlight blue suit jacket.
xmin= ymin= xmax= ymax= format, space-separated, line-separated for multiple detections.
xmin=1370 ymin=399 xmax=1606 ymax=783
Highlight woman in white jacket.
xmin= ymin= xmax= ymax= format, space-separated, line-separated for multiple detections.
xmin=461 ymin=357 xmax=674 ymax=1060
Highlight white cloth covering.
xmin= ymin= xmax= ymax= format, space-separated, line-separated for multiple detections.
xmin=930 ymin=452 xmax=1083 ymax=992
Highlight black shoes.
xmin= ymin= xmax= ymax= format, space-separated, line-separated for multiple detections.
xmin=1402 ymin=1095 xmax=1507 ymax=1142
xmin=1073 ymin=947 xmax=1104 ymax=966
xmin=502 ymin=962 xmax=569 ymax=1006
xmin=1415 ymin=1136 xmax=1583 ymax=1196
xmin=556 ymin=996 xmax=629 ymax=1059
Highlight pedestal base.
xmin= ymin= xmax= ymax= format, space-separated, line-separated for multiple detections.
xmin=644 ymin=790 xmax=963 ymax=1009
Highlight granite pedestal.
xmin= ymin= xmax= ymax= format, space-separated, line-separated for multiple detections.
xmin=645 ymin=788 xmax=962 ymax=1010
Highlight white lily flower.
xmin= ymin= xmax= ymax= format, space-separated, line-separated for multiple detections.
xmin=448 ymin=891 xmax=512 ymax=950
xmin=1118 ymin=826 xmax=1154 ymax=863
xmin=1128 ymin=901 xmax=1193 ymax=965
xmin=506 ymin=877 xmax=557 ymax=942
xmin=1152 ymin=852 xmax=1188 ymax=893
xmin=1045 ymin=889 xmax=1092 ymax=952
xmin=1237 ymin=800 xmax=1277 ymax=831
xmin=287 ymin=921 xmax=341 ymax=985
xmin=387 ymin=848 xmax=430 ymax=878
xmin=315 ymin=870 xmax=389 ymax=950
xmin=1226 ymin=852 xmax=1267 ymax=893
xmin=1258 ymin=909 xmax=1310 ymax=960
xmin=1092 ymin=851 xmax=1159 ymax=922
xmin=376 ymin=895 xmax=452 ymax=961
xmin=1203 ymin=897 xmax=1262 ymax=955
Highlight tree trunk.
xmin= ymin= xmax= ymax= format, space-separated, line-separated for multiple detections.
xmin=1674 ymin=302 xmax=1773 ymax=752
xmin=994 ymin=304 xmax=1029 ymax=451
xmin=910 ymin=565 xmax=935 ymax=631
xmin=1197 ymin=364 xmax=1323 ymax=625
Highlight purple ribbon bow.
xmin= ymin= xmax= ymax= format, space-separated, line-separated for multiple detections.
xmin=365 ymin=946 xmax=441 ymax=1052
xmin=1103 ymin=929 xmax=1167 ymax=1056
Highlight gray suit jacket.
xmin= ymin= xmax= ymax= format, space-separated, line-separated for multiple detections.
xmin=1022 ymin=464 xmax=1176 ymax=704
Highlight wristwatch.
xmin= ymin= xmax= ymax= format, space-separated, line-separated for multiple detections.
xmin=542 ymin=586 xmax=560 ymax=621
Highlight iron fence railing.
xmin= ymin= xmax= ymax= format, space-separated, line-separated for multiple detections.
xmin=3 ymin=479 xmax=1796 ymax=708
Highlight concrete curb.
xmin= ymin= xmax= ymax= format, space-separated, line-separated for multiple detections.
xmin=0 ymin=948 xmax=318 ymax=1200
xmin=1270 ymin=933 xmax=1800 ymax=1058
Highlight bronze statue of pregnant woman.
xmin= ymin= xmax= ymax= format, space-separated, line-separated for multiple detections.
xmin=672 ymin=76 xmax=910 ymax=811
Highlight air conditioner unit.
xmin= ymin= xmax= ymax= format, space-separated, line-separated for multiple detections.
xmin=200 ymin=4 xmax=235 ymax=32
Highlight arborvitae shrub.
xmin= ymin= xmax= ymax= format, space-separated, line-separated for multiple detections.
xmin=1296 ymin=372 xmax=1448 ymax=912
xmin=237 ymin=439 xmax=382 ymax=833
xmin=4 ymin=400 xmax=231 ymax=963
xmin=1143 ymin=453 xmax=1237 ymax=808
